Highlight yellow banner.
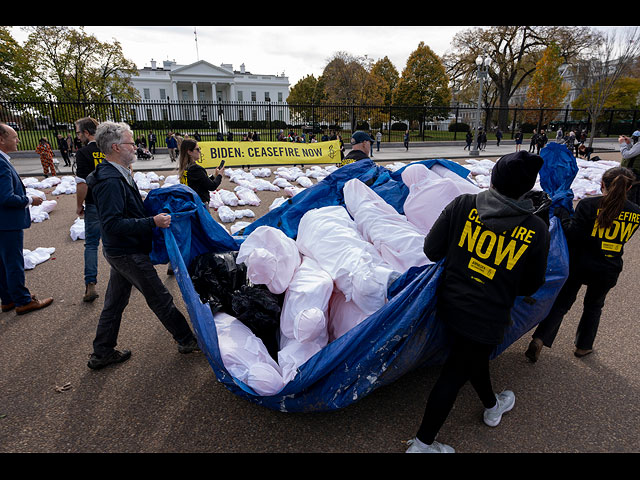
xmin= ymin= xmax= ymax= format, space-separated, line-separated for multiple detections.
xmin=197 ymin=140 xmax=342 ymax=167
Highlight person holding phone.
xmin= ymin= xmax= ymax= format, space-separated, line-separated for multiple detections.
xmin=177 ymin=139 xmax=225 ymax=212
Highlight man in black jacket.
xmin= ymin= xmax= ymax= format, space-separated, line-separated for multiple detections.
xmin=86 ymin=121 xmax=200 ymax=370
xmin=406 ymin=150 xmax=550 ymax=453
xmin=341 ymin=131 xmax=374 ymax=166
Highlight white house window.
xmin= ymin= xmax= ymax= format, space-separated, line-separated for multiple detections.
xmin=251 ymin=91 xmax=256 ymax=102
xmin=160 ymin=88 xmax=166 ymax=100
xmin=278 ymin=92 xmax=283 ymax=102
xmin=265 ymin=92 xmax=270 ymax=101
xmin=143 ymin=88 xmax=150 ymax=100
xmin=237 ymin=91 xmax=243 ymax=101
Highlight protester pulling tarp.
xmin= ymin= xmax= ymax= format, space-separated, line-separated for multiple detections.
xmin=144 ymin=154 xmax=573 ymax=412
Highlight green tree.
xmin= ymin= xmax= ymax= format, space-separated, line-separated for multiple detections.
xmin=523 ymin=43 xmax=569 ymax=126
xmin=395 ymin=42 xmax=451 ymax=126
xmin=287 ymin=74 xmax=327 ymax=105
xmin=444 ymin=26 xmax=599 ymax=130
xmin=0 ymin=26 xmax=40 ymax=100
xmin=286 ymin=74 xmax=328 ymax=124
xmin=370 ymin=56 xmax=399 ymax=105
xmin=22 ymin=26 xmax=140 ymax=102
xmin=570 ymin=27 xmax=640 ymax=146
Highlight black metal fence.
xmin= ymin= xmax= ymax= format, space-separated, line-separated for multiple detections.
xmin=2 ymin=98 xmax=639 ymax=151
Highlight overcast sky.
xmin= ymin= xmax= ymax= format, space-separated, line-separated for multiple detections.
xmin=9 ymin=26 xmax=628 ymax=86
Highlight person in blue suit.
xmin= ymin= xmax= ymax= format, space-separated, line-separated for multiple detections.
xmin=0 ymin=123 xmax=53 ymax=315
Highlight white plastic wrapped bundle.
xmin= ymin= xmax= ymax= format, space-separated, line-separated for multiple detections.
xmin=277 ymin=337 xmax=324 ymax=384
xmin=23 ymin=247 xmax=55 ymax=270
xmin=29 ymin=200 xmax=57 ymax=223
xmin=234 ymin=209 xmax=255 ymax=219
xmin=296 ymin=176 xmax=313 ymax=188
xmin=343 ymin=178 xmax=430 ymax=272
xmin=250 ymin=167 xmax=272 ymax=178
xmin=327 ymin=288 xmax=369 ymax=341
xmin=284 ymin=186 xmax=304 ymax=197
xmin=280 ymin=256 xmax=333 ymax=345
xmin=218 ymin=189 xmax=239 ymax=206
xmin=236 ymin=226 xmax=301 ymax=295
xmin=401 ymin=163 xmax=481 ymax=236
xmin=163 ymin=174 xmax=180 ymax=186
xmin=269 ymin=197 xmax=288 ymax=211
xmin=296 ymin=206 xmax=395 ymax=315
xmin=26 ymin=187 xmax=46 ymax=200
xmin=235 ymin=187 xmax=261 ymax=206
xmin=209 ymin=190 xmax=224 ymax=209
xmin=214 ymin=312 xmax=285 ymax=396
xmin=250 ymin=179 xmax=280 ymax=192
xmin=51 ymin=176 xmax=76 ymax=195
xmin=69 ymin=217 xmax=84 ymax=240
xmin=273 ymin=177 xmax=293 ymax=188
xmin=275 ymin=166 xmax=304 ymax=181
xmin=217 ymin=205 xmax=237 ymax=223
xmin=230 ymin=221 xmax=251 ymax=235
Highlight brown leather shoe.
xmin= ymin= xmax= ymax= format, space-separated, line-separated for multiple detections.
xmin=525 ymin=338 xmax=543 ymax=363
xmin=574 ymin=348 xmax=593 ymax=358
xmin=82 ymin=282 xmax=99 ymax=303
xmin=1 ymin=302 xmax=15 ymax=312
xmin=15 ymin=296 xmax=53 ymax=315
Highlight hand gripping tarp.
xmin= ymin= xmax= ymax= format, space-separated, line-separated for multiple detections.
xmin=144 ymin=157 xmax=571 ymax=413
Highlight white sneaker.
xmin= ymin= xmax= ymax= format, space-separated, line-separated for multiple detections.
xmin=406 ymin=437 xmax=455 ymax=453
xmin=483 ymin=390 xmax=515 ymax=427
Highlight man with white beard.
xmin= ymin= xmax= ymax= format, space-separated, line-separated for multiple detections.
xmin=85 ymin=122 xmax=200 ymax=370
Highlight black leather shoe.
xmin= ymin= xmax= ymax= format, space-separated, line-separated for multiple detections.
xmin=88 ymin=349 xmax=132 ymax=370
xmin=178 ymin=338 xmax=200 ymax=354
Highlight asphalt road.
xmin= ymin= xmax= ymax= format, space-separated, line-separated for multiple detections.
xmin=1 ymin=152 xmax=639 ymax=454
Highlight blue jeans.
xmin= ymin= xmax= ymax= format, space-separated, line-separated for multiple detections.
xmin=84 ymin=203 xmax=101 ymax=285
xmin=92 ymin=252 xmax=195 ymax=357
xmin=0 ymin=230 xmax=32 ymax=307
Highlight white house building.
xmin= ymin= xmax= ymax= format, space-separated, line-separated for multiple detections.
xmin=129 ymin=59 xmax=291 ymax=125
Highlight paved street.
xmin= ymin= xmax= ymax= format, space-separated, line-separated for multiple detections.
xmin=1 ymin=140 xmax=639 ymax=454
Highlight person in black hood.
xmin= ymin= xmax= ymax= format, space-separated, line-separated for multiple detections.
xmin=525 ymin=166 xmax=640 ymax=362
xmin=406 ymin=150 xmax=550 ymax=453
xmin=85 ymin=121 xmax=200 ymax=370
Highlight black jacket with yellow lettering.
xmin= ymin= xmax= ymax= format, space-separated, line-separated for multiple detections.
xmin=424 ymin=189 xmax=550 ymax=345
xmin=556 ymin=195 xmax=640 ymax=282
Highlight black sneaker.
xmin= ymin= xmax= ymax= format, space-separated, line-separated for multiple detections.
xmin=87 ymin=349 xmax=132 ymax=370
xmin=178 ymin=338 xmax=200 ymax=354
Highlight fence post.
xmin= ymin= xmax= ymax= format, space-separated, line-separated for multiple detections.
xmin=454 ymin=106 xmax=459 ymax=141
xmin=388 ymin=105 xmax=392 ymax=143
xmin=510 ymin=107 xmax=518 ymax=139
xmin=47 ymin=95 xmax=59 ymax=137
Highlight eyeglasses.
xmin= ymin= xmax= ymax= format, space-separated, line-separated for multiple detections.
xmin=119 ymin=142 xmax=136 ymax=146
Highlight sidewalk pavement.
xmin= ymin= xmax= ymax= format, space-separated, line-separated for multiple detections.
xmin=9 ymin=139 xmax=621 ymax=177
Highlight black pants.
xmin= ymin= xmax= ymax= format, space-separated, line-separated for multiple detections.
xmin=92 ymin=252 xmax=195 ymax=357
xmin=416 ymin=329 xmax=497 ymax=444
xmin=533 ymin=270 xmax=617 ymax=350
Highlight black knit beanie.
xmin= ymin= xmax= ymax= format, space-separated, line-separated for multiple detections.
xmin=490 ymin=151 xmax=544 ymax=199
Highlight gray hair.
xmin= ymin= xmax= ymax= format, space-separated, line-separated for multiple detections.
xmin=94 ymin=121 xmax=132 ymax=155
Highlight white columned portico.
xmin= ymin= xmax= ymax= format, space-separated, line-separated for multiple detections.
xmin=192 ymin=81 xmax=198 ymax=101
xmin=211 ymin=82 xmax=217 ymax=101
xmin=171 ymin=81 xmax=178 ymax=100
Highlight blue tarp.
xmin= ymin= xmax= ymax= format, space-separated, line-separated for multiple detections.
xmin=539 ymin=142 xmax=579 ymax=214
xmin=144 ymin=154 xmax=573 ymax=412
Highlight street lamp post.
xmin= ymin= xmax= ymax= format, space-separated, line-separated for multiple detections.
xmin=470 ymin=54 xmax=491 ymax=157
